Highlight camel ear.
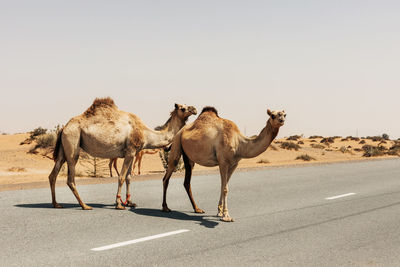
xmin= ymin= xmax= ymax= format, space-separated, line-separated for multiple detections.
xmin=267 ymin=109 xmax=272 ymax=116
xmin=175 ymin=103 xmax=179 ymax=110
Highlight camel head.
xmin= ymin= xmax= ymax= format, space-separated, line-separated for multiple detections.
xmin=267 ymin=109 xmax=286 ymax=127
xmin=174 ymin=103 xmax=197 ymax=121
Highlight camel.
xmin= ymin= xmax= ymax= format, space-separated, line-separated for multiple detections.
xmin=48 ymin=97 xmax=197 ymax=210
xmin=161 ymin=107 xmax=286 ymax=222
xmin=108 ymin=149 xmax=160 ymax=177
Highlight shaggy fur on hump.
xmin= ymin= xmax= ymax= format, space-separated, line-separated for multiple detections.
xmin=200 ymin=106 xmax=219 ymax=117
xmin=84 ymin=97 xmax=116 ymax=117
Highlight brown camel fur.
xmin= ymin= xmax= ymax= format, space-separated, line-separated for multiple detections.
xmin=48 ymin=97 xmax=196 ymax=210
xmin=108 ymin=149 xmax=160 ymax=177
xmin=161 ymin=107 xmax=286 ymax=222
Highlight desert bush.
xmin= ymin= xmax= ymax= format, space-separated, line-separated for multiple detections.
xmin=310 ymin=140 xmax=317 ymax=143
xmin=159 ymin=150 xmax=184 ymax=172
xmin=362 ymin=145 xmax=386 ymax=157
xmin=366 ymin=136 xmax=383 ymax=142
xmin=354 ymin=148 xmax=363 ymax=152
xmin=387 ymin=144 xmax=400 ymax=156
xmin=30 ymin=127 xmax=47 ymax=138
xmin=269 ymin=145 xmax=278 ymax=151
xmin=79 ymin=151 xmax=109 ymax=177
xmin=298 ymin=141 xmax=304 ymax=145
xmin=320 ymin=137 xmax=335 ymax=144
xmin=295 ymin=154 xmax=315 ymax=161
xmin=382 ymin=133 xmax=390 ymax=140
xmin=309 ymin=135 xmax=323 ymax=139
xmin=287 ymin=135 xmax=301 ymax=141
xmin=280 ymin=141 xmax=300 ymax=151
xmin=257 ymin=158 xmax=270 ymax=164
xmin=359 ymin=140 xmax=366 ymax=144
xmin=35 ymin=133 xmax=57 ymax=149
xmin=7 ymin=167 xmax=27 ymax=172
xmin=311 ymin=143 xmax=325 ymax=149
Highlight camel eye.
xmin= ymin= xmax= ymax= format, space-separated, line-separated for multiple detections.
xmin=271 ymin=114 xmax=276 ymax=119
xmin=181 ymin=108 xmax=186 ymax=112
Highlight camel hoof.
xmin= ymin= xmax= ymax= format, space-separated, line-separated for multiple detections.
xmin=162 ymin=206 xmax=171 ymax=212
xmin=116 ymin=204 xmax=126 ymax=210
xmin=82 ymin=205 xmax=93 ymax=210
xmin=53 ymin=203 xmax=63 ymax=209
xmin=221 ymin=216 xmax=235 ymax=222
xmin=126 ymin=201 xmax=137 ymax=208
xmin=195 ymin=208 xmax=205 ymax=213
xmin=217 ymin=212 xmax=223 ymax=217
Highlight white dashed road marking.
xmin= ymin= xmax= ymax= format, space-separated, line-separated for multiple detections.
xmin=325 ymin=193 xmax=356 ymax=200
xmin=91 ymin=229 xmax=190 ymax=251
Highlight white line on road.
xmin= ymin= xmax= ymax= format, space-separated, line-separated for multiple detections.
xmin=91 ymin=229 xmax=190 ymax=251
xmin=325 ymin=193 xmax=356 ymax=200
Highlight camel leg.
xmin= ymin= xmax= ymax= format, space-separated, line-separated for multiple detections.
xmin=218 ymin=163 xmax=237 ymax=222
xmin=115 ymin=155 xmax=134 ymax=210
xmin=108 ymin=159 xmax=114 ymax=177
xmin=162 ymin=145 xmax=182 ymax=212
xmin=137 ymin=155 xmax=142 ymax=175
xmin=132 ymin=153 xmax=140 ymax=175
xmin=113 ymin=158 xmax=120 ymax=177
xmin=48 ymin=152 xmax=65 ymax=208
xmin=182 ymin=152 xmax=204 ymax=213
xmin=66 ymin=157 xmax=92 ymax=210
xmin=124 ymin=161 xmax=137 ymax=207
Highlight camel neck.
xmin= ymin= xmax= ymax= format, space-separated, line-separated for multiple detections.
xmin=237 ymin=119 xmax=279 ymax=159
xmin=143 ymin=115 xmax=184 ymax=149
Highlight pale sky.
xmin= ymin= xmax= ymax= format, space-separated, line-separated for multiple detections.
xmin=1 ymin=1 xmax=399 ymax=138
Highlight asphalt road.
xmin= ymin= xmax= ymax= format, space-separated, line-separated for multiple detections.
xmin=1 ymin=159 xmax=400 ymax=266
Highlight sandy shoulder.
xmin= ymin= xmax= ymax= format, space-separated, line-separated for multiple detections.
xmin=0 ymin=134 xmax=398 ymax=191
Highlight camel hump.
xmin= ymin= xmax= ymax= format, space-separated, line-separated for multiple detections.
xmin=200 ymin=106 xmax=219 ymax=117
xmin=84 ymin=97 xmax=117 ymax=117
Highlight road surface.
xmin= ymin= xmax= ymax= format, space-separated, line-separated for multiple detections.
xmin=1 ymin=159 xmax=400 ymax=266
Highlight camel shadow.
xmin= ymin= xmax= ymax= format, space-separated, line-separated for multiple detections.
xmin=15 ymin=202 xmax=115 ymax=209
xmin=131 ymin=208 xmax=220 ymax=228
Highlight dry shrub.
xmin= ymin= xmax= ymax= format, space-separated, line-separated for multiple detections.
xmin=362 ymin=145 xmax=386 ymax=157
xmin=298 ymin=141 xmax=304 ymax=145
xmin=296 ymin=154 xmax=316 ymax=161
xmin=269 ymin=145 xmax=278 ymax=151
xmin=30 ymin=127 xmax=47 ymax=138
xmin=359 ymin=140 xmax=366 ymax=144
xmin=159 ymin=150 xmax=184 ymax=172
xmin=7 ymin=167 xmax=27 ymax=172
xmin=257 ymin=158 xmax=270 ymax=164
xmin=287 ymin=135 xmax=301 ymax=141
xmin=320 ymin=137 xmax=335 ymax=144
xmin=387 ymin=144 xmax=400 ymax=156
xmin=311 ymin=143 xmax=325 ymax=149
xmin=280 ymin=141 xmax=300 ymax=151
xmin=366 ymin=136 xmax=383 ymax=142
xmin=309 ymin=135 xmax=323 ymax=139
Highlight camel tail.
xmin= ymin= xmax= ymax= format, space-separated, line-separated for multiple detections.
xmin=53 ymin=129 xmax=63 ymax=162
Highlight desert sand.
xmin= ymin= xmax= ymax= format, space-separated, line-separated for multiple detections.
xmin=0 ymin=133 xmax=398 ymax=191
